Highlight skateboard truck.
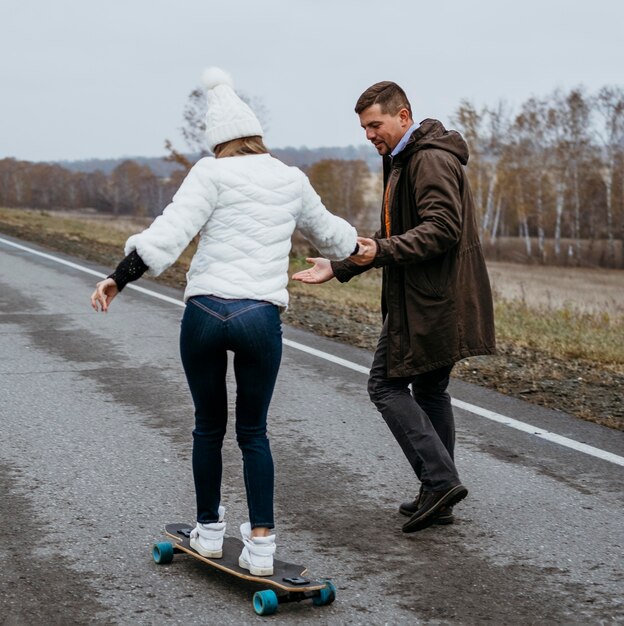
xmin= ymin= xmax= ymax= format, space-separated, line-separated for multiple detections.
xmin=282 ymin=576 xmax=310 ymax=585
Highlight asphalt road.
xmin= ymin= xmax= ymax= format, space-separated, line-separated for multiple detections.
xmin=1 ymin=234 xmax=623 ymax=625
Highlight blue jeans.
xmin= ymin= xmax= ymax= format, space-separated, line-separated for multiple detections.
xmin=179 ymin=295 xmax=282 ymax=528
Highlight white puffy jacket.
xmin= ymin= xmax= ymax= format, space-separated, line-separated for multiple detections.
xmin=125 ymin=154 xmax=357 ymax=307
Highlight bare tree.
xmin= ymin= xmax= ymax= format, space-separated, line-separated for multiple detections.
xmin=307 ymin=159 xmax=372 ymax=228
xmin=593 ymin=86 xmax=624 ymax=267
xmin=508 ymin=97 xmax=549 ymax=261
xmin=110 ymin=161 xmax=158 ymax=216
xmin=543 ymin=100 xmax=569 ymax=260
xmin=535 ymin=89 xmax=594 ymax=263
xmin=453 ymin=100 xmax=511 ymax=242
xmin=563 ymin=90 xmax=590 ymax=259
xmin=482 ymin=101 xmax=512 ymax=241
xmin=453 ymin=100 xmax=487 ymax=234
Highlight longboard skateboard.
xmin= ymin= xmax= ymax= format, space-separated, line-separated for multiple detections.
xmin=152 ymin=523 xmax=336 ymax=616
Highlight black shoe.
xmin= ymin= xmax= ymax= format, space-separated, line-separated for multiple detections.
xmin=402 ymin=484 xmax=468 ymax=533
xmin=398 ymin=485 xmax=424 ymax=516
xmin=399 ymin=488 xmax=455 ymax=525
xmin=433 ymin=506 xmax=455 ymax=525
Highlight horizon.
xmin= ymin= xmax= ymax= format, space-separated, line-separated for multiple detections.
xmin=44 ymin=143 xmax=376 ymax=166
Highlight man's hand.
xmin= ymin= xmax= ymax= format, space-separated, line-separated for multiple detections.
xmin=91 ymin=277 xmax=119 ymax=312
xmin=291 ymin=257 xmax=334 ymax=284
xmin=350 ymin=237 xmax=377 ymax=266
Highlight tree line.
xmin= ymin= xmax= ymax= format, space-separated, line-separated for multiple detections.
xmin=0 ymin=85 xmax=376 ymax=222
xmin=0 ymin=157 xmax=186 ymax=217
xmin=1 ymin=84 xmax=622 ymax=267
xmin=453 ymin=85 xmax=624 ymax=267
xmin=0 ymin=155 xmax=375 ymax=226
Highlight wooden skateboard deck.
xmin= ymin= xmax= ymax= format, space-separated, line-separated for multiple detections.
xmin=152 ymin=523 xmax=336 ymax=615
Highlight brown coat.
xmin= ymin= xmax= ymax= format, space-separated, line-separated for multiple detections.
xmin=333 ymin=119 xmax=496 ymax=377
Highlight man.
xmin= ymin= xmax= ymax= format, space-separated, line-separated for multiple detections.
xmin=293 ymin=81 xmax=495 ymax=533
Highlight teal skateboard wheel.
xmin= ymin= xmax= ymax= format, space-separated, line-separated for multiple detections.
xmin=313 ymin=579 xmax=336 ymax=606
xmin=253 ymin=589 xmax=279 ymax=615
xmin=153 ymin=541 xmax=174 ymax=564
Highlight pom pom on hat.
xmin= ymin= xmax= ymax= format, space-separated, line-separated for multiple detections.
xmin=202 ymin=67 xmax=234 ymax=91
xmin=202 ymin=66 xmax=263 ymax=153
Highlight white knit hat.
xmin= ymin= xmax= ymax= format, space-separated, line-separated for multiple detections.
xmin=202 ymin=67 xmax=264 ymax=152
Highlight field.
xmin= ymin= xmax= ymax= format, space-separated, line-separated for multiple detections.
xmin=288 ymin=257 xmax=624 ymax=430
xmin=1 ymin=207 xmax=622 ymax=430
xmin=488 ymin=262 xmax=624 ymax=315
xmin=483 ymin=236 xmax=624 ymax=269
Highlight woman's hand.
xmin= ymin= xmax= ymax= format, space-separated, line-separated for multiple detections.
xmin=291 ymin=257 xmax=334 ymax=284
xmin=91 ymin=278 xmax=119 ymax=312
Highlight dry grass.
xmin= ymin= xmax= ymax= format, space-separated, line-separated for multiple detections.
xmin=291 ymin=254 xmax=624 ymax=370
xmin=0 ymin=208 xmax=196 ymax=268
xmin=494 ymin=300 xmax=623 ymax=368
xmin=2 ymin=207 xmax=621 ymax=369
xmin=1 ymin=207 xmax=622 ymax=428
xmin=0 ymin=208 xmax=139 ymax=247
xmin=289 ymin=252 xmax=624 ymax=428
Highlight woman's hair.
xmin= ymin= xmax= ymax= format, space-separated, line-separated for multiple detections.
xmin=214 ymin=136 xmax=269 ymax=158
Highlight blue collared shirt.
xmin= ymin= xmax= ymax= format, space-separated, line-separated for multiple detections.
xmin=390 ymin=122 xmax=418 ymax=158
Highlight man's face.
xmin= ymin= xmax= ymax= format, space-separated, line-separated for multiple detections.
xmin=359 ymin=104 xmax=412 ymax=156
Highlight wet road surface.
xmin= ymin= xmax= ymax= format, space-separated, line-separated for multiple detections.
xmin=1 ymin=235 xmax=622 ymax=625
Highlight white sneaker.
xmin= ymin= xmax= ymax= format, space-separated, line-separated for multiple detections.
xmin=238 ymin=522 xmax=276 ymax=576
xmin=190 ymin=506 xmax=226 ymax=558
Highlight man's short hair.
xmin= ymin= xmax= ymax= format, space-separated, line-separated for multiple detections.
xmin=355 ymin=81 xmax=412 ymax=117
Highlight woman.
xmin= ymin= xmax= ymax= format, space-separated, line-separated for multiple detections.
xmin=91 ymin=68 xmax=363 ymax=576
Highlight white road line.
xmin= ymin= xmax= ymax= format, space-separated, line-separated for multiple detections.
xmin=282 ymin=338 xmax=370 ymax=375
xmin=452 ymin=400 xmax=624 ymax=467
xmin=2 ymin=235 xmax=623 ymax=468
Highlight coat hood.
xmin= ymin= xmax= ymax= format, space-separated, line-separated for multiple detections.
xmin=399 ymin=118 xmax=469 ymax=166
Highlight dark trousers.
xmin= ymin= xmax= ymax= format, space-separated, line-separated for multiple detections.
xmin=367 ymin=321 xmax=460 ymax=492
xmin=179 ymin=295 xmax=282 ymax=528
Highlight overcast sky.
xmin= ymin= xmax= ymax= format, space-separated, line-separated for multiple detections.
xmin=1 ymin=0 xmax=622 ymax=162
